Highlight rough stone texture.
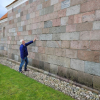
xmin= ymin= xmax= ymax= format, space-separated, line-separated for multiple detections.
xmin=93 ymin=76 xmax=100 ymax=90
xmin=44 ymin=21 xmax=52 ymax=28
xmin=76 ymin=22 xmax=93 ymax=32
xmin=66 ymin=5 xmax=80 ymax=16
xmin=50 ymin=64 xmax=58 ymax=75
xmin=60 ymin=32 xmax=79 ymax=40
xmin=93 ymin=21 xmax=100 ymax=30
xmin=51 ymin=0 xmax=58 ymax=5
xmin=61 ymin=0 xmax=70 ymax=9
xmin=70 ymin=41 xmax=89 ymax=50
xmin=71 ymin=59 xmax=84 ymax=72
xmin=61 ymin=17 xmax=68 ymax=25
xmin=78 ymin=50 xmax=100 ymax=63
xmin=66 ymin=49 xmax=77 ymax=58
xmin=39 ymin=34 xmax=52 ymax=40
xmin=85 ymin=61 xmax=100 ymax=76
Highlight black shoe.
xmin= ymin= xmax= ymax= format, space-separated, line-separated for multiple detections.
xmin=24 ymin=69 xmax=30 ymax=71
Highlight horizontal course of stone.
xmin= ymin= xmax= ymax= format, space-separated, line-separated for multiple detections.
xmin=0 ymin=0 xmax=100 ymax=90
xmin=0 ymin=57 xmax=100 ymax=100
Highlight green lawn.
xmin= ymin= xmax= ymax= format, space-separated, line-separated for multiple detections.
xmin=0 ymin=64 xmax=74 ymax=100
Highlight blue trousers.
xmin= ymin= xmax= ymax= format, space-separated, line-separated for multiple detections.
xmin=19 ymin=57 xmax=28 ymax=72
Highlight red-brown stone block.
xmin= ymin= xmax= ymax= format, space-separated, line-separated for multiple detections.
xmin=78 ymin=50 xmax=100 ymax=62
xmin=90 ymin=41 xmax=100 ymax=50
xmin=53 ymin=18 xmax=61 ymax=26
xmin=71 ymin=41 xmax=89 ymax=50
xmin=66 ymin=24 xmax=76 ymax=32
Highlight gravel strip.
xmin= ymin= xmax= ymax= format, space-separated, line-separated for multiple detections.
xmin=0 ymin=57 xmax=100 ymax=100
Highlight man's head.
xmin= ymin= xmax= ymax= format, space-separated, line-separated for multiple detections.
xmin=20 ymin=39 xmax=25 ymax=45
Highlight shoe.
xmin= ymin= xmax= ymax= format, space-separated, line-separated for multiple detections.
xmin=24 ymin=69 xmax=30 ymax=71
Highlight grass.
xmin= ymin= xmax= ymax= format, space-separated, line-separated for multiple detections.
xmin=0 ymin=64 xmax=74 ymax=100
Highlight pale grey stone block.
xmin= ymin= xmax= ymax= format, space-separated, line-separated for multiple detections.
xmin=18 ymin=27 xmax=23 ymax=32
xmin=46 ymin=41 xmax=61 ymax=48
xmin=14 ymin=55 xmax=18 ymax=61
xmin=85 ymin=61 xmax=100 ymax=76
xmin=51 ymin=0 xmax=58 ymax=5
xmin=71 ymin=59 xmax=84 ymax=72
xmin=52 ymin=34 xmax=60 ymax=40
xmin=61 ymin=0 xmax=70 ymax=9
xmin=26 ymin=14 xmax=30 ymax=20
xmin=39 ymin=34 xmax=52 ymax=40
xmin=60 ymin=32 xmax=79 ymax=40
xmin=37 ymin=4 xmax=42 ymax=10
xmin=32 ymin=47 xmax=38 ymax=52
xmin=44 ymin=21 xmax=52 ymax=28
xmin=29 ymin=0 xmax=33 ymax=3
xmin=49 ymin=26 xmax=66 ymax=34
xmin=93 ymin=21 xmax=100 ymax=30
xmin=61 ymin=17 xmax=68 ymax=25
xmin=66 ymin=5 xmax=80 ymax=16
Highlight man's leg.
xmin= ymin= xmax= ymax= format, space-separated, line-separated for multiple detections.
xmin=24 ymin=57 xmax=28 ymax=71
xmin=19 ymin=58 xmax=25 ymax=72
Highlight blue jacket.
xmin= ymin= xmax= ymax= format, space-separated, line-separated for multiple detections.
xmin=20 ymin=41 xmax=33 ymax=59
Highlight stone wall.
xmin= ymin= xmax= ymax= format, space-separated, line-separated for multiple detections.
xmin=0 ymin=21 xmax=8 ymax=56
xmin=0 ymin=0 xmax=100 ymax=90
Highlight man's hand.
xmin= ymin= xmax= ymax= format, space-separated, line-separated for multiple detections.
xmin=33 ymin=38 xmax=36 ymax=42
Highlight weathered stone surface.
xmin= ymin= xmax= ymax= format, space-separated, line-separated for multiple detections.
xmin=50 ymin=64 xmax=58 ymax=75
xmin=85 ymin=61 xmax=100 ymax=76
xmin=37 ymin=4 xmax=42 ymax=10
xmin=66 ymin=49 xmax=77 ymax=58
xmin=58 ymin=66 xmax=67 ymax=78
xmin=49 ymin=26 xmax=66 ymax=34
xmin=46 ymin=41 xmax=61 ymax=48
xmin=39 ymin=34 xmax=52 ymax=40
xmin=0 ymin=46 xmax=4 ymax=50
xmin=51 ymin=0 xmax=58 ymax=5
xmin=71 ymin=59 xmax=84 ymax=72
xmin=52 ymin=34 xmax=60 ymax=40
xmin=78 ymin=50 xmax=100 ymax=63
xmin=80 ymin=0 xmax=100 ymax=13
xmin=61 ymin=41 xmax=70 ymax=48
xmin=71 ymin=0 xmax=86 ymax=6
xmin=82 ymin=11 xmax=95 ymax=22
xmin=66 ymin=5 xmax=80 ymax=16
xmin=80 ymin=30 xmax=100 ymax=40
xmin=66 ymin=24 xmax=76 ymax=32
xmin=60 ymin=32 xmax=79 ymax=40
xmin=70 ymin=41 xmax=89 ymax=50
xmin=93 ymin=21 xmax=100 ymax=30
xmin=45 ymin=47 xmax=55 ymax=55
xmin=90 ymin=41 xmax=100 ymax=50
xmin=76 ymin=22 xmax=93 ymax=32
xmin=61 ymin=17 xmax=68 ymax=25
xmin=29 ymin=0 xmax=33 ymax=4
xmin=44 ymin=21 xmax=52 ymax=28
xmin=26 ymin=14 xmax=30 ymax=20
xmin=39 ymin=61 xmax=44 ymax=70
xmin=44 ymin=62 xmax=50 ymax=72
xmin=77 ymin=71 xmax=93 ymax=87
xmin=61 ymin=0 xmax=70 ymax=9
xmin=53 ymin=18 xmax=61 ymax=27
xmin=93 ymin=76 xmax=100 ymax=90
xmin=31 ymin=47 xmax=38 ymax=52
xmin=18 ymin=26 xmax=23 ymax=32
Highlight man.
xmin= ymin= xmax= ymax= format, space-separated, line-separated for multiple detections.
xmin=19 ymin=39 xmax=36 ymax=73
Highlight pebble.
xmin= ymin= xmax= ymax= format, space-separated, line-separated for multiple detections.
xmin=0 ymin=58 xmax=100 ymax=100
